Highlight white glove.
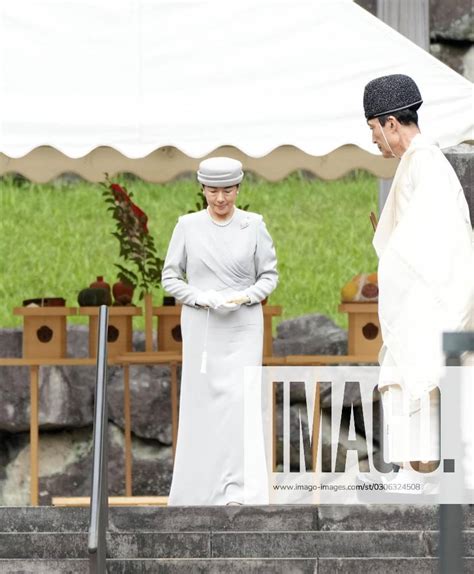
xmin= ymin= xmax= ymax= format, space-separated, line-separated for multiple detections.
xmin=196 ymin=289 xmax=225 ymax=309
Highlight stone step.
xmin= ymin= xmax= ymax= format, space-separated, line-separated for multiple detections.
xmin=1 ymin=557 xmax=473 ymax=574
xmin=1 ymin=505 xmax=473 ymax=533
xmin=0 ymin=530 xmax=473 ymax=560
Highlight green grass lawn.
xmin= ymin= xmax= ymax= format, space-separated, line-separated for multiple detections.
xmin=0 ymin=172 xmax=378 ymax=331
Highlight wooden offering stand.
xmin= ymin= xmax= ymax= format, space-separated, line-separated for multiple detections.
xmin=153 ymin=305 xmax=183 ymax=352
xmin=338 ymin=302 xmax=382 ymax=357
xmin=79 ymin=306 xmax=142 ymax=359
xmin=262 ymin=306 xmax=282 ymax=356
xmin=13 ymin=306 xmax=78 ymax=359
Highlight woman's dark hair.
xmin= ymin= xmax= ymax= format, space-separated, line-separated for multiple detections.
xmin=378 ymin=107 xmax=419 ymax=127
xmin=201 ymin=184 xmax=240 ymax=191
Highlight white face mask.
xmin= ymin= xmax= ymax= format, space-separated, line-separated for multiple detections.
xmin=379 ymin=119 xmax=399 ymax=159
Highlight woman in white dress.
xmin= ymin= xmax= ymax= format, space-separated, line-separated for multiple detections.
xmin=162 ymin=157 xmax=278 ymax=505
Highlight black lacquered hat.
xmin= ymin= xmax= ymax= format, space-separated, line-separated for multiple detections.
xmin=363 ymin=74 xmax=423 ymax=120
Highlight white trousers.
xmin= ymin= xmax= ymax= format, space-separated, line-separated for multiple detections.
xmin=381 ymin=384 xmax=440 ymax=464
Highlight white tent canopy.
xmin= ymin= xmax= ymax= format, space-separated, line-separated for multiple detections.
xmin=0 ymin=0 xmax=472 ymax=181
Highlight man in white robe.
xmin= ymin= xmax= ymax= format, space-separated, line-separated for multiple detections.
xmin=363 ymin=74 xmax=473 ymax=481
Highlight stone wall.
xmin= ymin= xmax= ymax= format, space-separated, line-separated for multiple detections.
xmin=0 ymin=317 xmax=365 ymax=506
xmin=354 ymin=0 xmax=474 ymax=80
xmin=444 ymin=144 xmax=474 ymax=225
xmin=0 ymin=327 xmax=175 ymax=505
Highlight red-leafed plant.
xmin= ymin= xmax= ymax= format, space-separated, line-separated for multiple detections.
xmin=102 ymin=175 xmax=163 ymax=299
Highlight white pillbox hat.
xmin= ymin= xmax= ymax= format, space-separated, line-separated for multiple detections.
xmin=197 ymin=157 xmax=244 ymax=187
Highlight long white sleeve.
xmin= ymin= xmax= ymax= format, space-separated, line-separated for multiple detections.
xmin=243 ymin=217 xmax=278 ymax=304
xmin=161 ymin=219 xmax=202 ymax=306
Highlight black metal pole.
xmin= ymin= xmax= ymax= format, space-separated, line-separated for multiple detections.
xmin=439 ymin=332 xmax=474 ymax=574
xmin=89 ymin=305 xmax=109 ymax=574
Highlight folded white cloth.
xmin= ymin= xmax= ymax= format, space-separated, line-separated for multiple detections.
xmin=224 ymin=291 xmax=251 ymax=306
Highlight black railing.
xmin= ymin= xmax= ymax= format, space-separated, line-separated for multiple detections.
xmin=88 ymin=305 xmax=109 ymax=573
xmin=439 ymin=331 xmax=474 ymax=574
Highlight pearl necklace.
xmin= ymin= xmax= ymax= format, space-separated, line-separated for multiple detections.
xmin=206 ymin=207 xmax=236 ymax=227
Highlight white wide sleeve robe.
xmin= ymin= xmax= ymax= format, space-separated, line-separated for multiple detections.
xmin=162 ymin=208 xmax=278 ymax=505
xmin=374 ymin=135 xmax=473 ymax=400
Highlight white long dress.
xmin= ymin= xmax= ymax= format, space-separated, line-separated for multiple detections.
xmin=161 ymin=207 xmax=278 ymax=505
